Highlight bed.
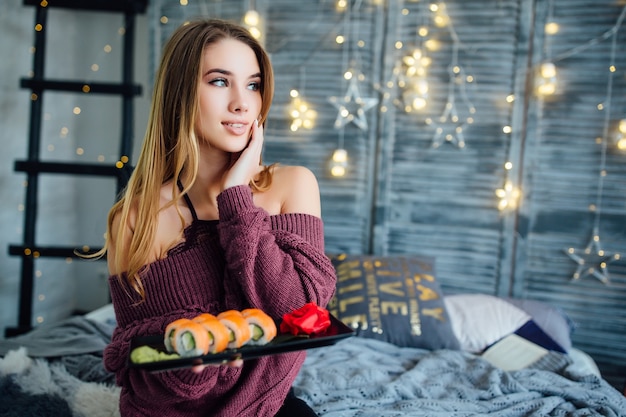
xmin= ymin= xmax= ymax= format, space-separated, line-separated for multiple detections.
xmin=1 ymin=255 xmax=625 ymax=417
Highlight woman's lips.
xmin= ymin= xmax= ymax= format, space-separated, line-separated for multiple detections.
xmin=222 ymin=122 xmax=248 ymax=136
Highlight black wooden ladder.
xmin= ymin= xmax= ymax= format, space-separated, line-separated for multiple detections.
xmin=6 ymin=0 xmax=148 ymax=336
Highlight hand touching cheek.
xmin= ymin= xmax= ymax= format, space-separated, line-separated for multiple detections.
xmin=222 ymin=119 xmax=264 ymax=190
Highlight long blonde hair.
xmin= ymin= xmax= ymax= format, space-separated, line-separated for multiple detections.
xmin=99 ymin=19 xmax=275 ymax=299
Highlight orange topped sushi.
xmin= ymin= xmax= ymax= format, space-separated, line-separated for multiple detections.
xmin=163 ymin=318 xmax=210 ymax=357
xmin=241 ymin=308 xmax=277 ymax=345
xmin=192 ymin=313 xmax=230 ymax=354
xmin=217 ymin=310 xmax=252 ymax=349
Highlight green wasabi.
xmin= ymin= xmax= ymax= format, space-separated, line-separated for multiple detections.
xmin=131 ymin=345 xmax=180 ymax=364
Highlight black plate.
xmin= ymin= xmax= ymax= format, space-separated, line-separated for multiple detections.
xmin=128 ymin=314 xmax=354 ymax=372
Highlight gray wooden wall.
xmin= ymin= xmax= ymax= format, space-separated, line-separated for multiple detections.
xmin=153 ymin=0 xmax=626 ymax=388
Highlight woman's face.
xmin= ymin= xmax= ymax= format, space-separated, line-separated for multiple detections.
xmin=195 ymin=38 xmax=262 ymax=153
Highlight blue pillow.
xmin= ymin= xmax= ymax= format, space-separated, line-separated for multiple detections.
xmin=328 ymin=254 xmax=460 ymax=350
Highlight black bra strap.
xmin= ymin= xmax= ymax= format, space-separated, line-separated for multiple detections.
xmin=177 ymin=180 xmax=198 ymax=221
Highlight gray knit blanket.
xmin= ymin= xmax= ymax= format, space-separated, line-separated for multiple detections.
xmin=1 ymin=317 xmax=625 ymax=417
xmin=294 ymin=337 xmax=626 ymax=417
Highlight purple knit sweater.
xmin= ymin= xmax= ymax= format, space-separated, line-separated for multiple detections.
xmin=103 ymin=185 xmax=337 ymax=417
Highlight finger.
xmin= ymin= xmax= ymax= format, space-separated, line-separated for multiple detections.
xmin=250 ymin=120 xmax=264 ymax=156
xmin=191 ymin=364 xmax=207 ymax=373
xmin=229 ymin=358 xmax=243 ymax=368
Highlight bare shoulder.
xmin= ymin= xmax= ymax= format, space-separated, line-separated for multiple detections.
xmin=272 ymin=165 xmax=321 ymax=217
xmin=273 ymin=165 xmax=319 ymax=186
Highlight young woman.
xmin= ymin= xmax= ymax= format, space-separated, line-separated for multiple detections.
xmin=100 ymin=18 xmax=336 ymax=416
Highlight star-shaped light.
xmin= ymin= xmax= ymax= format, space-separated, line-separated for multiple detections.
xmin=564 ymin=232 xmax=621 ymax=284
xmin=427 ymin=64 xmax=476 ymax=149
xmin=328 ymin=76 xmax=378 ymax=131
xmin=427 ymin=107 xmax=467 ymax=149
xmin=373 ymin=63 xmax=401 ymax=113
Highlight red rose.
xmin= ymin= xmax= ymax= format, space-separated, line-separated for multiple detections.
xmin=280 ymin=303 xmax=331 ymax=336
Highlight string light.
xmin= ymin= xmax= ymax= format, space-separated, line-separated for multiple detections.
xmin=243 ymin=9 xmax=263 ymax=41
xmin=614 ymin=119 xmax=626 ymax=151
xmin=328 ymin=1 xmax=378 ymax=131
xmin=545 ymin=22 xmax=560 ymax=35
xmin=288 ymin=89 xmax=317 ymax=131
xmin=329 ymin=73 xmax=378 ymax=131
xmin=329 ymin=149 xmax=348 ymax=177
xmin=565 ymin=233 xmax=620 ymax=284
xmin=562 ymin=5 xmax=626 ymax=284
xmin=424 ymin=2 xmax=476 ymax=149
xmin=535 ymin=62 xmax=557 ymax=96
xmin=400 ymin=48 xmax=430 ymax=112
xmin=495 ymin=180 xmax=521 ymax=211
xmin=536 ymin=0 xmax=559 ymax=97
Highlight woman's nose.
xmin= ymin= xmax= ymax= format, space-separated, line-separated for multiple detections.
xmin=230 ymin=88 xmax=249 ymax=113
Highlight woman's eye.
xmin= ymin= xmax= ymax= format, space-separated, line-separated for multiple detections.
xmin=248 ymin=81 xmax=261 ymax=91
xmin=209 ymin=78 xmax=227 ymax=87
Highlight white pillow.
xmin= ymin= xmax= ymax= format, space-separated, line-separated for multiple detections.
xmin=444 ymin=294 xmax=530 ymax=353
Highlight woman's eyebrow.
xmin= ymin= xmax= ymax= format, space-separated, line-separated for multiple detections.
xmin=204 ymin=69 xmax=261 ymax=79
xmin=205 ymin=68 xmax=230 ymax=76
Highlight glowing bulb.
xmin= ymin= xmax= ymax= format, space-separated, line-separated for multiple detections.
xmin=249 ymin=27 xmax=262 ymax=39
xmin=545 ymin=22 xmax=559 ymax=34
xmin=496 ymin=181 xmax=521 ymax=211
xmin=403 ymin=56 xmax=416 ymax=66
xmin=244 ymin=10 xmax=260 ymax=26
xmin=331 ymin=165 xmax=346 ymax=177
xmin=410 ymin=97 xmax=425 ymax=110
xmin=424 ymin=39 xmax=440 ymax=51
xmin=540 ymin=62 xmax=556 ymax=78
xmin=619 ymin=119 xmax=626 ymax=134
xmin=332 ymin=149 xmax=348 ymax=163
xmin=434 ymin=15 xmax=449 ymax=27
xmin=329 ymin=149 xmax=348 ymax=177
xmin=537 ymin=82 xmax=556 ymax=96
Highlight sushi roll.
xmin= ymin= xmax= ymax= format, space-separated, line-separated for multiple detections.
xmin=242 ymin=308 xmax=277 ymax=345
xmin=217 ymin=310 xmax=251 ymax=349
xmin=163 ymin=318 xmax=210 ymax=357
xmin=164 ymin=318 xmax=189 ymax=353
xmin=192 ymin=313 xmax=230 ymax=354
